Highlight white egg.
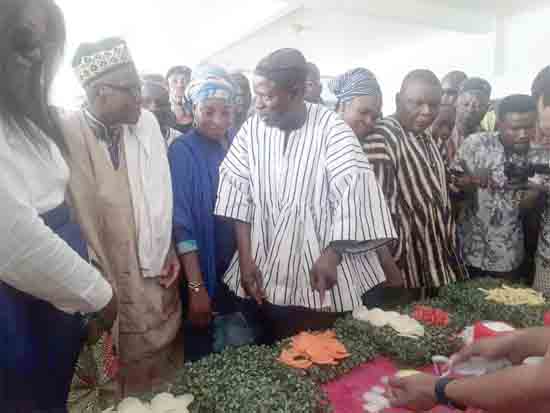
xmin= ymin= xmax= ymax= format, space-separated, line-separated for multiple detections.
xmin=175 ymin=394 xmax=195 ymax=408
xmin=149 ymin=392 xmax=196 ymax=413
xmin=151 ymin=393 xmax=177 ymax=413
xmin=364 ymin=309 xmax=390 ymax=327
xmin=355 ymin=307 xmax=424 ymax=337
xmin=362 ymin=391 xmax=389 ymax=406
xmin=363 ymin=402 xmax=385 ymax=413
xmin=352 ymin=306 xmax=371 ymax=322
xmin=117 ymin=397 xmax=152 ymax=413
xmin=388 ymin=314 xmax=425 ymax=337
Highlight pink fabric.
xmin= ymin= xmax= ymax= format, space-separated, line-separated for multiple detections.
xmin=323 ymin=357 xmax=464 ymax=413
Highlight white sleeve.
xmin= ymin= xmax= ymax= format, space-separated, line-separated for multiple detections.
xmin=215 ymin=120 xmax=253 ymax=223
xmin=0 ymin=180 xmax=113 ymax=314
xmin=325 ymin=118 xmax=397 ymax=253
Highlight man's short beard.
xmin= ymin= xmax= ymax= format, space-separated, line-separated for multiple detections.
xmin=261 ymin=108 xmax=306 ymax=131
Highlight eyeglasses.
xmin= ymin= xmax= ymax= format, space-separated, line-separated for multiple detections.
xmin=101 ymin=83 xmax=142 ymax=98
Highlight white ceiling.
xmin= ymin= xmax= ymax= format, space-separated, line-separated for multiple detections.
xmin=51 ymin=0 xmax=550 ymax=107
xmin=283 ymin=0 xmax=550 ymax=33
xmin=204 ymin=0 xmax=550 ymax=105
xmin=429 ymin=0 xmax=548 ymax=13
xmin=292 ymin=0 xmax=549 ymax=14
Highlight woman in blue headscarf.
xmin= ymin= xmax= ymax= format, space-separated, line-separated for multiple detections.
xmin=329 ymin=68 xmax=383 ymax=139
xmin=169 ymin=65 xmax=255 ymax=360
xmin=330 ymin=68 xmax=406 ymax=307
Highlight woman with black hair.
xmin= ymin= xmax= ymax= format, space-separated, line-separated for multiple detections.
xmin=0 ymin=1 xmax=116 ymax=411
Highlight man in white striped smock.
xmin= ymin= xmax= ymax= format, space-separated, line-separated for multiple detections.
xmin=214 ymin=49 xmax=396 ymax=337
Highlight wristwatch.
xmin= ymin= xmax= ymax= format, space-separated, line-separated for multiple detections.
xmin=188 ymin=281 xmax=204 ymax=293
xmin=435 ymin=377 xmax=461 ymax=409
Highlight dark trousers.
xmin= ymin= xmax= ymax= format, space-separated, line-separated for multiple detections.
xmin=466 ymin=265 xmax=523 ymax=282
xmin=0 ymin=203 xmax=87 ymax=413
xmin=363 ymin=283 xmax=441 ymax=310
xmin=255 ymin=302 xmax=345 ymax=343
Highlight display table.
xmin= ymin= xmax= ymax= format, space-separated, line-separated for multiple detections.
xmin=70 ymin=279 xmax=542 ymax=412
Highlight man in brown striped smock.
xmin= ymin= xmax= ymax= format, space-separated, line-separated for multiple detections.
xmin=361 ymin=70 xmax=467 ymax=296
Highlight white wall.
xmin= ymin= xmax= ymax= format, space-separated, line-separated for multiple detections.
xmin=206 ymin=7 xmax=494 ymax=113
xmin=208 ymin=5 xmax=550 ymax=112
xmin=49 ymin=1 xmax=550 ymax=110
xmin=491 ymin=4 xmax=550 ymax=98
xmin=51 ymin=0 xmax=288 ymax=107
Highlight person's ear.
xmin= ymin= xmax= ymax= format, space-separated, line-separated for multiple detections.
xmin=395 ymin=92 xmax=400 ymax=111
xmin=291 ymin=80 xmax=307 ymax=100
xmin=289 ymin=85 xmax=301 ymax=99
xmin=337 ymin=101 xmax=346 ymax=115
xmin=86 ymin=85 xmax=102 ymax=104
xmin=193 ymin=103 xmax=204 ymax=124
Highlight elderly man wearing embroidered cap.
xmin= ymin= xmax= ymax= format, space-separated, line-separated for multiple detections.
xmin=214 ymin=48 xmax=396 ymax=340
xmin=60 ymin=37 xmax=182 ymax=397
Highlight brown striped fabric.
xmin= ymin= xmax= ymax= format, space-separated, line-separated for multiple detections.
xmin=361 ymin=116 xmax=467 ymax=288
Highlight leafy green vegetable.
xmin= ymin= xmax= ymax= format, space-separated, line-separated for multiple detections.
xmin=169 ymin=344 xmax=331 ymax=413
xmin=136 ymin=278 xmax=549 ymax=412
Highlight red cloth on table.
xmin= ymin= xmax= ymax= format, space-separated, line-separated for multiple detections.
xmin=322 ymin=357 xmax=483 ymax=413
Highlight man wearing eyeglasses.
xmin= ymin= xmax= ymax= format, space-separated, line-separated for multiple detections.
xmin=440 ymin=70 xmax=468 ymax=106
xmin=141 ymin=79 xmax=180 ymax=147
xmin=59 ymin=37 xmax=183 ymax=398
xmin=446 ymin=77 xmax=492 ymax=162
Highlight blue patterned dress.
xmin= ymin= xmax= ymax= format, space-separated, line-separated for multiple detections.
xmin=169 ymin=129 xmax=240 ymax=360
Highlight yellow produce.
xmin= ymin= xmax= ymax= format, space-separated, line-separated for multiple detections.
xmin=479 ymin=285 xmax=545 ymax=306
xmin=395 ymin=369 xmax=421 ymax=378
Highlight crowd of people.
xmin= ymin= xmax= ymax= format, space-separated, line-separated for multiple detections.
xmin=2 ymin=0 xmax=550 ymax=412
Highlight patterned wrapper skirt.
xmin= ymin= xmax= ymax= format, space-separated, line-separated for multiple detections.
xmin=68 ymin=334 xmax=121 ymax=412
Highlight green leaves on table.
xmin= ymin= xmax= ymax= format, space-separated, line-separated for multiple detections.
xmin=148 ymin=278 xmax=550 ymax=412
xmin=170 ymin=344 xmax=331 ymax=413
